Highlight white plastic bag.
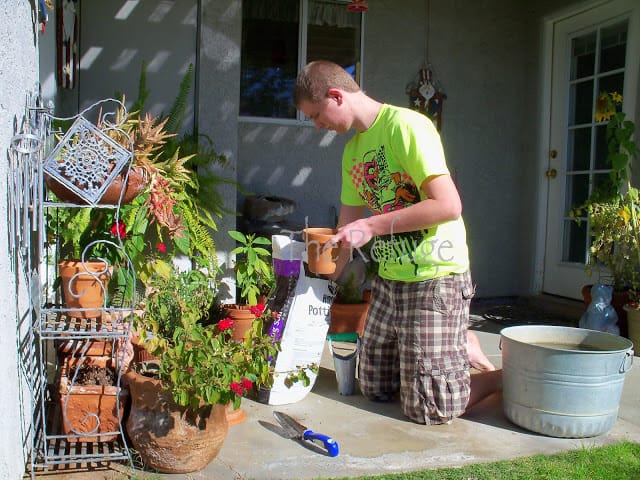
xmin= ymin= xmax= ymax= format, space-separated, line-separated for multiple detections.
xmin=258 ymin=235 xmax=336 ymax=405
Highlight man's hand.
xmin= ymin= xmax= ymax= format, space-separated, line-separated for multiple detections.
xmin=326 ymin=218 xmax=374 ymax=251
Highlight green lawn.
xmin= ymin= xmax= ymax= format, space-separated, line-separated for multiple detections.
xmin=330 ymin=441 xmax=640 ymax=480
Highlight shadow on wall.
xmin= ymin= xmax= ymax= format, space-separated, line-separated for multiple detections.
xmin=238 ymin=122 xmax=347 ymax=229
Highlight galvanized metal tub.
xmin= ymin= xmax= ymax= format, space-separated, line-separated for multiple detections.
xmin=501 ymin=325 xmax=634 ymax=438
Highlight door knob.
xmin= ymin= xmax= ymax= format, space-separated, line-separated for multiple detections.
xmin=545 ymin=168 xmax=557 ymax=179
xmin=550 ymin=150 xmax=558 ymax=158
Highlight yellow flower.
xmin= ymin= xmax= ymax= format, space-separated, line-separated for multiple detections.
xmin=595 ymin=110 xmax=614 ymax=122
xmin=619 ymin=206 xmax=631 ymax=224
xmin=611 ymin=92 xmax=623 ymax=103
xmin=595 ymin=92 xmax=616 ymax=122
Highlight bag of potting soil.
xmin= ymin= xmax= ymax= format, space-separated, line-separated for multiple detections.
xmin=259 ymin=234 xmax=337 ymax=405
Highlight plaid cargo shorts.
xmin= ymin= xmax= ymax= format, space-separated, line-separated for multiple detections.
xmin=358 ymin=270 xmax=474 ymax=425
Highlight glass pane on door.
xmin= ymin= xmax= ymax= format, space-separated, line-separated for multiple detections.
xmin=562 ymin=20 xmax=628 ymax=263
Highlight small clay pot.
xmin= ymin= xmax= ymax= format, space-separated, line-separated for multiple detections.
xmin=303 ymin=227 xmax=338 ymax=275
xmin=222 ymin=304 xmax=256 ymax=341
xmin=58 ymin=259 xmax=111 ymax=318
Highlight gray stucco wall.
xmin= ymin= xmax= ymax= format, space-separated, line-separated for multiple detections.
xmin=198 ymin=0 xmax=243 ymax=301
xmin=0 ymin=2 xmax=39 ymax=478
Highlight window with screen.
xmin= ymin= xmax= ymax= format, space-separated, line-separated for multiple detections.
xmin=240 ymin=0 xmax=363 ymax=120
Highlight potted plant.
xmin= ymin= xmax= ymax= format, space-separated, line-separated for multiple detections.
xmin=125 ymin=264 xmax=279 ymax=473
xmin=572 ymin=91 xmax=640 ymax=338
xmin=328 ymin=250 xmax=376 ymax=336
xmin=224 ymin=230 xmax=273 ymax=340
xmin=45 ymin=64 xmax=232 ymax=452
xmin=55 ymin=352 xmax=129 ymax=443
xmin=46 ymin=62 xmax=229 ymax=310
xmin=329 ymin=272 xmax=371 ymax=336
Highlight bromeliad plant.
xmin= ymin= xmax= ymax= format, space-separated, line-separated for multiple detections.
xmin=136 ymin=266 xmax=279 ymax=409
xmin=571 ymin=91 xmax=640 ymax=294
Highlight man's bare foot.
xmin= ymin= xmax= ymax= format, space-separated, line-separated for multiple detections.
xmin=467 ymin=331 xmax=496 ymax=371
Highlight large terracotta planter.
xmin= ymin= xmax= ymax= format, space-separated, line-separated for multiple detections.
xmin=303 ymin=227 xmax=338 ymax=274
xmin=56 ymin=355 xmax=128 ymax=442
xmin=125 ymin=367 xmax=229 ymax=473
xmin=58 ymin=259 xmax=111 ymax=319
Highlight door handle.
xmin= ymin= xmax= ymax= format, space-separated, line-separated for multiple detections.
xmin=545 ymin=168 xmax=557 ymax=179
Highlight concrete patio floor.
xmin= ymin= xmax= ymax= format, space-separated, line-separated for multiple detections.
xmin=29 ymin=295 xmax=640 ymax=479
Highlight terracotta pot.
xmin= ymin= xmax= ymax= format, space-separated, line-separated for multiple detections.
xmin=225 ymin=402 xmax=247 ymax=426
xmin=303 ymin=227 xmax=338 ymax=275
xmin=46 ymin=166 xmax=148 ymax=205
xmin=581 ymin=284 xmax=629 ymax=338
xmin=223 ymin=304 xmax=256 ymax=341
xmin=56 ymin=355 xmax=128 ymax=442
xmin=125 ymin=367 xmax=228 ymax=473
xmin=132 ymin=343 xmax=157 ymax=363
xmin=58 ymin=327 xmax=135 ymax=374
xmin=329 ymin=301 xmax=370 ymax=337
xmin=58 ymin=259 xmax=111 ymax=318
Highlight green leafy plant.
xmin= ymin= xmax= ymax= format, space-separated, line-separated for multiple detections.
xmin=571 ymin=91 xmax=640 ymax=294
xmin=136 ymin=266 xmax=279 ymax=409
xmin=335 ymin=272 xmax=366 ymax=304
xmin=283 ymin=363 xmax=319 ymax=388
xmin=229 ymin=230 xmax=273 ymax=305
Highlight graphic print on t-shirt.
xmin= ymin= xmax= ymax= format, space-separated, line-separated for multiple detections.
xmin=349 ymin=145 xmax=420 ymax=215
xmin=348 ymin=145 xmax=426 ymax=271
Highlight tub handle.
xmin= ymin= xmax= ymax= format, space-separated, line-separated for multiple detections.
xmin=620 ymin=350 xmax=634 ymax=374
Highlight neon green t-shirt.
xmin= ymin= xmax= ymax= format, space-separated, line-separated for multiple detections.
xmin=341 ymin=104 xmax=469 ymax=282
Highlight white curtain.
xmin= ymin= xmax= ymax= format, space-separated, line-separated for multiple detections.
xmin=245 ymin=0 xmax=360 ymax=28
xmin=309 ymin=1 xmax=360 ymax=28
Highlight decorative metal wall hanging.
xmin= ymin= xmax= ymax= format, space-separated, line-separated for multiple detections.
xmin=43 ymin=116 xmax=133 ymax=206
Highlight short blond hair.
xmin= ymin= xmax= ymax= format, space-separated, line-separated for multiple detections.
xmin=293 ymin=60 xmax=360 ymax=106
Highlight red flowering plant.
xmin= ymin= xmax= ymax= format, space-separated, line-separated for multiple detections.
xmin=135 ymin=266 xmax=279 ymax=409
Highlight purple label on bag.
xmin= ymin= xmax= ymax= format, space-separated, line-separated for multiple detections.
xmin=273 ymin=258 xmax=300 ymax=277
xmin=267 ymin=312 xmax=285 ymax=343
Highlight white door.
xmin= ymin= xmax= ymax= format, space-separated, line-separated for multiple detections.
xmin=543 ymin=0 xmax=640 ymax=299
